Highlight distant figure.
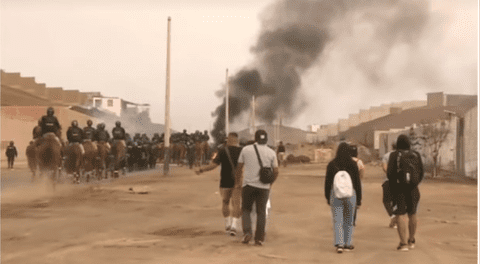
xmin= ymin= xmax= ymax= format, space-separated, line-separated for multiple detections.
xmin=5 ymin=141 xmax=18 ymax=169
xmin=83 ymin=119 xmax=96 ymax=141
xmin=196 ymin=132 xmax=243 ymax=235
xmin=350 ymin=145 xmax=365 ymax=180
xmin=325 ymin=142 xmax=362 ymax=253
xmin=40 ymin=107 xmax=63 ymax=148
xmin=277 ymin=141 xmax=286 ymax=167
xmin=387 ymin=135 xmax=424 ymax=251
xmin=33 ymin=119 xmax=43 ymax=140
xmin=67 ymin=120 xmax=85 ymax=155
xmin=382 ymin=142 xmax=398 ymax=229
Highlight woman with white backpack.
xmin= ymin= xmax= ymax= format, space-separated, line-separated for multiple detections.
xmin=325 ymin=142 xmax=362 ymax=253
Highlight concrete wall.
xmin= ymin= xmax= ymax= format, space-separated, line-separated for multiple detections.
xmin=63 ymin=90 xmax=80 ymax=104
xmin=427 ymin=92 xmax=445 ymax=108
xmin=338 ymin=119 xmax=349 ymax=132
xmin=1 ymin=106 xmax=104 ymax=161
xmin=327 ymin=123 xmax=338 ymax=137
xmin=47 ymin=87 xmax=64 ymax=102
xmin=348 ymin=113 xmax=360 ymax=128
xmin=446 ymin=94 xmax=477 ymax=107
xmin=463 ymin=105 xmax=478 ymax=178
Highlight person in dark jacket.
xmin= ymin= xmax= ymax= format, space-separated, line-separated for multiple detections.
xmin=33 ymin=119 xmax=43 ymax=140
xmin=67 ymin=120 xmax=85 ymax=155
xmin=387 ymin=134 xmax=423 ymax=251
xmin=41 ymin=107 xmax=61 ymax=137
xmin=83 ymin=120 xmax=96 ymax=141
xmin=5 ymin=141 xmax=18 ymax=169
xmin=325 ymin=142 xmax=361 ymax=253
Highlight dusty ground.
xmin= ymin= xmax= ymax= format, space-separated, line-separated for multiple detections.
xmin=1 ymin=161 xmax=477 ymax=264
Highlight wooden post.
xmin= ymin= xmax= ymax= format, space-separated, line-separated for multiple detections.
xmin=164 ymin=16 xmax=172 ymax=176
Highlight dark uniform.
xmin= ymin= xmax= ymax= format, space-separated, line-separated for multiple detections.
xmin=5 ymin=141 xmax=18 ymax=169
xmin=41 ymin=108 xmax=61 ymax=137
xmin=94 ymin=124 xmax=110 ymax=142
xmin=83 ymin=122 xmax=96 ymax=141
xmin=67 ymin=121 xmax=85 ymax=155
xmin=112 ymin=126 xmax=126 ymax=140
xmin=67 ymin=125 xmax=84 ymax=144
xmin=33 ymin=119 xmax=43 ymax=140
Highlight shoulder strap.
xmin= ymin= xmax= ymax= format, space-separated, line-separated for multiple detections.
xmin=253 ymin=144 xmax=264 ymax=168
xmin=225 ymin=146 xmax=235 ymax=169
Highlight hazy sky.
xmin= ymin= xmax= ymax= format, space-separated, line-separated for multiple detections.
xmin=1 ymin=0 xmax=478 ymax=133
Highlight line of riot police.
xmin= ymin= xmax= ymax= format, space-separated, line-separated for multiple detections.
xmin=27 ymin=107 xmax=211 ymax=184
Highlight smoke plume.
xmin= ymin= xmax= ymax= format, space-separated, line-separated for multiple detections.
xmin=212 ymin=0 xmax=432 ymax=144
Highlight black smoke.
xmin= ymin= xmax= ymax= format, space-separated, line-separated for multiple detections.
xmin=211 ymin=0 xmax=430 ymax=144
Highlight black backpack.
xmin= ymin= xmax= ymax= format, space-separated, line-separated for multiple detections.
xmin=396 ymin=150 xmax=423 ymax=187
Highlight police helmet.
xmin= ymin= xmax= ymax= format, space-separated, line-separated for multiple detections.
xmin=115 ymin=121 xmax=121 ymax=127
xmin=72 ymin=120 xmax=78 ymax=127
xmin=97 ymin=123 xmax=102 ymax=129
xmin=204 ymin=130 xmax=208 ymax=134
xmin=87 ymin=120 xmax=93 ymax=126
xmin=183 ymin=129 xmax=187 ymax=133
xmin=47 ymin=107 xmax=54 ymax=116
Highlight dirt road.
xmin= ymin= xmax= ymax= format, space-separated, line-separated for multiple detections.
xmin=1 ymin=163 xmax=477 ymax=264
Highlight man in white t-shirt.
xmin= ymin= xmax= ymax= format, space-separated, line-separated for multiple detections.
xmin=382 ymin=142 xmax=397 ymax=228
xmin=235 ymin=130 xmax=279 ymax=246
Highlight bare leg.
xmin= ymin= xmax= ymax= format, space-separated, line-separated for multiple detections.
xmin=396 ymin=215 xmax=408 ymax=245
xmin=408 ymin=214 xmax=417 ymax=241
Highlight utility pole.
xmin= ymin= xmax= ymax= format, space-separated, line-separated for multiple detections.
xmin=252 ymin=95 xmax=256 ymax=140
xmin=164 ymin=16 xmax=171 ymax=176
xmin=225 ymin=68 xmax=229 ymax=136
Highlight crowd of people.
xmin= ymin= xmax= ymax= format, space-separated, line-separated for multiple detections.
xmin=7 ymin=107 xmax=425 ymax=253
xmin=24 ymin=107 xmax=213 ymax=181
xmin=196 ymin=130 xmax=424 ymax=253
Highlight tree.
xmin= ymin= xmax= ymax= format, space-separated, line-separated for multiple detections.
xmin=418 ymin=119 xmax=451 ymax=177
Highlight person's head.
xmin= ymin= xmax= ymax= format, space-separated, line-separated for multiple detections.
xmin=204 ymin=130 xmax=208 ymax=134
xmin=47 ymin=107 xmax=54 ymax=116
xmin=226 ymin=132 xmax=239 ymax=146
xmin=183 ymin=129 xmax=187 ymax=134
xmin=396 ymin=134 xmax=411 ymax=150
xmin=71 ymin=120 xmax=78 ymax=128
xmin=279 ymin=141 xmax=284 ymax=146
xmin=9 ymin=141 xmax=14 ymax=146
xmin=255 ymin=129 xmax=268 ymax=145
xmin=115 ymin=121 xmax=121 ymax=127
xmin=87 ymin=120 xmax=93 ymax=127
xmin=335 ymin=142 xmax=353 ymax=162
xmin=350 ymin=145 xmax=358 ymax=158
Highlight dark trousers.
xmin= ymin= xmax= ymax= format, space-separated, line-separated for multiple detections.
xmin=7 ymin=156 xmax=15 ymax=168
xmin=242 ymin=185 xmax=270 ymax=242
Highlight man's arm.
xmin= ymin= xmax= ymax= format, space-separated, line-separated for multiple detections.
xmin=234 ymin=163 xmax=244 ymax=188
xmin=196 ymin=162 xmax=219 ymax=175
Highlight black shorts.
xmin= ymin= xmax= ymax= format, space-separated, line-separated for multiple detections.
xmin=394 ymin=185 xmax=420 ymax=215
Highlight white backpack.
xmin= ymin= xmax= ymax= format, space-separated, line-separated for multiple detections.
xmin=333 ymin=170 xmax=354 ymax=199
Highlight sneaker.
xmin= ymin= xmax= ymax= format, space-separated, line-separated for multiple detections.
xmin=229 ymin=228 xmax=237 ymax=237
xmin=389 ymin=217 xmax=397 ymax=228
xmin=254 ymin=240 xmax=264 ymax=246
xmin=336 ymin=245 xmax=344 ymax=253
xmin=241 ymin=234 xmax=252 ymax=244
xmin=343 ymin=245 xmax=354 ymax=251
xmin=408 ymin=239 xmax=415 ymax=249
xmin=397 ymin=243 xmax=409 ymax=251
